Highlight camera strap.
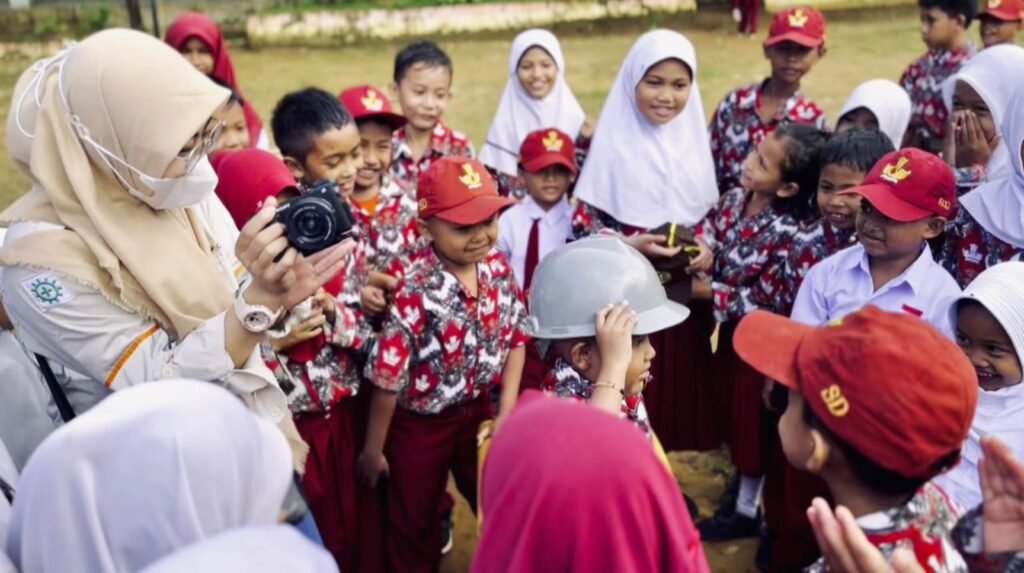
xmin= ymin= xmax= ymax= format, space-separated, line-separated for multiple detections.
xmin=35 ymin=354 xmax=77 ymax=423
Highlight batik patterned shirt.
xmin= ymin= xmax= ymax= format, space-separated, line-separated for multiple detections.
xmin=806 ymin=483 xmax=967 ymax=573
xmin=351 ymin=178 xmax=423 ymax=280
xmin=696 ymin=188 xmax=801 ymax=322
xmin=390 ymin=121 xmax=475 ymax=195
xmin=571 ymin=200 xmax=647 ymax=239
xmin=780 ymin=219 xmax=857 ymax=317
xmin=540 ymin=357 xmax=652 ymax=438
xmin=900 ymin=46 xmax=975 ymax=152
xmin=940 ymin=207 xmax=1024 ymax=288
xmin=709 ymin=80 xmax=827 ymax=193
xmin=367 ymin=247 xmax=530 ymax=414
xmin=951 ymin=504 xmax=1024 ymax=573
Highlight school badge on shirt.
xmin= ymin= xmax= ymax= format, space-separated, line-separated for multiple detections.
xmin=21 ymin=273 xmax=75 ymax=311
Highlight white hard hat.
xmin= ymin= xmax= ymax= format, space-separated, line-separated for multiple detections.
xmin=525 ymin=236 xmax=690 ymax=339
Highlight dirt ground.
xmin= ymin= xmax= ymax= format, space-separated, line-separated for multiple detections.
xmin=440 ymin=448 xmax=760 ymax=573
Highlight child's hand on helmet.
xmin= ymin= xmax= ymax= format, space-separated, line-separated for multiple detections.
xmin=594 ymin=302 xmax=638 ymax=391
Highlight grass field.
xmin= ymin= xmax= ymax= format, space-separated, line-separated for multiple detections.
xmin=0 ymin=6 xmax=933 ymax=209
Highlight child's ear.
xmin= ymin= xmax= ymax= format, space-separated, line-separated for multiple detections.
xmin=416 ymin=219 xmax=432 ymax=241
xmin=817 ymin=45 xmax=828 ymax=59
xmin=776 ymin=182 xmax=801 ymax=199
xmin=569 ymin=341 xmax=592 ymax=372
xmin=282 ymin=156 xmax=306 ymax=183
xmin=923 ymin=216 xmax=946 ymax=239
xmin=805 ymin=428 xmax=832 ymax=473
xmin=956 ymin=13 xmax=967 ymax=29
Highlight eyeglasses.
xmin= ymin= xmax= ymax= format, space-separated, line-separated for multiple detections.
xmin=177 ymin=118 xmax=225 ymax=173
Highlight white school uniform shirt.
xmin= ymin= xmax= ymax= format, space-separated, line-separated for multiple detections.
xmin=497 ymin=195 xmax=573 ymax=287
xmin=790 ymin=243 xmax=961 ymax=338
xmin=0 ymin=219 xmax=288 ymax=423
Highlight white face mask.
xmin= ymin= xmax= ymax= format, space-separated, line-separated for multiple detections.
xmin=55 ymin=54 xmax=217 ymax=210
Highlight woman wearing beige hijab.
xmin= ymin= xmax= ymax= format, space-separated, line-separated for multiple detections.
xmin=0 ymin=29 xmax=351 ymax=441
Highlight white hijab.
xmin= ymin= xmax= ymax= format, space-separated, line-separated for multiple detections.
xmin=942 ymin=44 xmax=1024 ymax=183
xmin=479 ymin=29 xmax=586 ymax=176
xmin=837 ymin=79 xmax=912 ymax=149
xmin=140 ymin=526 xmax=338 ymax=573
xmin=573 ymin=29 xmax=717 ymax=229
xmin=936 ymin=262 xmax=1024 ymax=509
xmin=5 ymin=380 xmax=292 ymax=573
xmin=960 ymin=90 xmax=1024 ymax=247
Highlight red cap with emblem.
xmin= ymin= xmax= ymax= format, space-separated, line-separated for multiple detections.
xmin=519 ymin=128 xmax=579 ymax=175
xmin=765 ymin=7 xmax=827 ymax=48
xmin=840 ymin=148 xmax=956 ymax=222
xmin=417 ymin=157 xmax=514 ymax=225
xmin=981 ymin=0 xmax=1024 ymax=21
xmin=339 ymin=85 xmax=406 ymax=131
xmin=734 ymin=306 xmax=977 ymax=480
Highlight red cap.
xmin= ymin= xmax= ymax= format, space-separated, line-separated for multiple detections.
xmin=212 ymin=149 xmax=299 ymax=230
xmin=735 ymin=307 xmax=977 ymax=480
xmin=339 ymin=85 xmax=406 ymax=131
xmin=765 ymin=7 xmax=827 ymax=48
xmin=518 ymin=128 xmax=579 ymax=175
xmin=417 ymin=157 xmax=514 ymax=225
xmin=981 ymin=0 xmax=1024 ymax=21
xmin=840 ymin=148 xmax=956 ymax=222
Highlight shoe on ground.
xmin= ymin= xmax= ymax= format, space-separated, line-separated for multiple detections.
xmin=697 ymin=508 xmax=760 ymax=542
xmin=440 ymin=511 xmax=454 ymax=556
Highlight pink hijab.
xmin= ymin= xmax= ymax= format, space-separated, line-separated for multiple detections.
xmin=472 ymin=393 xmax=709 ymax=573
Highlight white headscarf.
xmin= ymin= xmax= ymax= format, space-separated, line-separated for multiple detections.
xmin=942 ymin=44 xmax=1024 ymax=183
xmin=837 ymin=79 xmax=912 ymax=149
xmin=479 ymin=29 xmax=586 ymax=176
xmin=936 ymin=262 xmax=1024 ymax=509
xmin=140 ymin=526 xmax=338 ymax=573
xmin=5 ymin=380 xmax=292 ymax=573
xmin=960 ymin=90 xmax=1024 ymax=247
xmin=573 ymin=30 xmax=717 ymax=229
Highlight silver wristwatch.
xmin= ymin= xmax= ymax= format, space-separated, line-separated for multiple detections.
xmin=234 ymin=295 xmax=284 ymax=335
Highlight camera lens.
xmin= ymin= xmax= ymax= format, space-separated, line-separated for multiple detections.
xmin=286 ymin=197 xmax=336 ymax=254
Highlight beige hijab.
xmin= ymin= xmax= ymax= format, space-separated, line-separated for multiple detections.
xmin=1 ymin=29 xmax=233 ymax=340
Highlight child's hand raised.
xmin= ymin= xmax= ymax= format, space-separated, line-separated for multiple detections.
xmin=980 ymin=436 xmax=1024 ymax=554
xmin=954 ymin=111 xmax=998 ymax=168
xmin=807 ymin=498 xmax=925 ymax=573
xmin=594 ymin=302 xmax=637 ymax=389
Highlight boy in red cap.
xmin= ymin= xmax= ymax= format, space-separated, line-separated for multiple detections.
xmin=340 ymin=85 xmax=424 ymax=319
xmin=357 ymin=156 xmax=527 ymax=573
xmin=496 ymin=128 xmax=577 ymax=290
xmin=709 ymin=7 xmax=828 ymax=193
xmin=791 ymin=148 xmax=962 ymax=338
xmin=900 ymin=0 xmax=976 ymax=152
xmin=978 ymin=0 xmax=1023 ymax=47
xmin=734 ymin=306 xmax=977 ymax=572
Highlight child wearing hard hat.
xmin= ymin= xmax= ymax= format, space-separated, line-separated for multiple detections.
xmin=525 ymin=236 xmax=690 ymax=462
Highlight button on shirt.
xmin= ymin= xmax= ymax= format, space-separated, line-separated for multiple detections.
xmin=790 ymin=243 xmax=961 ymax=338
xmin=497 ymin=195 xmax=573 ymax=288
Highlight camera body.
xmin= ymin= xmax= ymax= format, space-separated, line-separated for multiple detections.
xmin=274 ymin=180 xmax=356 ymax=256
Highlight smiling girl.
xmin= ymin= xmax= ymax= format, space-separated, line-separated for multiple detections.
xmin=480 ymin=29 xmax=588 ymax=199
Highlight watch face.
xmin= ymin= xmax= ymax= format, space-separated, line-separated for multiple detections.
xmin=244 ymin=311 xmax=272 ymax=332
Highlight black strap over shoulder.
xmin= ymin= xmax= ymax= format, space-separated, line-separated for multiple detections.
xmin=35 ymin=354 xmax=76 ymax=423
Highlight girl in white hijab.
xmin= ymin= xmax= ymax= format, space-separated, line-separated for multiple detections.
xmin=479 ymin=29 xmax=587 ymax=199
xmin=5 ymin=380 xmax=293 ymax=573
xmin=941 ymin=91 xmax=1024 ymax=288
xmin=933 ymin=262 xmax=1024 ymax=510
xmin=141 ymin=526 xmax=338 ymax=573
xmin=0 ymin=29 xmax=349 ymax=454
xmin=834 ymin=79 xmax=912 ymax=149
xmin=572 ymin=29 xmax=717 ymax=233
xmin=941 ymin=44 xmax=1024 ymax=193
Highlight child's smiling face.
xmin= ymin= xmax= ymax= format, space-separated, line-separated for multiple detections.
xmin=816 ymin=163 xmax=865 ymax=231
xmin=355 ymin=119 xmax=395 ymax=191
xmin=956 ymin=301 xmax=1023 ymax=391
xmin=214 ymin=101 xmax=250 ymax=152
xmin=765 ymin=41 xmax=823 ymax=85
xmin=633 ymin=58 xmax=692 ymax=126
xmin=517 ymin=46 xmax=558 ymax=100
xmin=979 ymin=14 xmax=1022 ymax=48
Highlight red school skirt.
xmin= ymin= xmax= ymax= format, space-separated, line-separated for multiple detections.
xmin=715 ymin=320 xmax=767 ymax=476
xmin=644 ymin=300 xmax=722 ymax=452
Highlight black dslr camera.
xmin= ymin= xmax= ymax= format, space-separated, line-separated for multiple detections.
xmin=274 ymin=180 xmax=356 ymax=256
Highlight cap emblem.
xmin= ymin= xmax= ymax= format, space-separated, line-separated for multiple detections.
xmin=542 ymin=130 xmax=564 ymax=152
xmin=881 ymin=157 xmax=912 ymax=184
xmin=459 ymin=163 xmax=483 ymax=190
xmin=938 ymin=197 xmax=951 ymax=210
xmin=788 ymin=8 xmax=809 ymax=28
xmin=821 ymin=385 xmax=850 ymax=418
xmin=361 ymin=90 xmax=384 ymax=112
xmin=418 ymin=198 xmax=429 ymax=212
xmin=989 ymin=0 xmax=1002 ymax=8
